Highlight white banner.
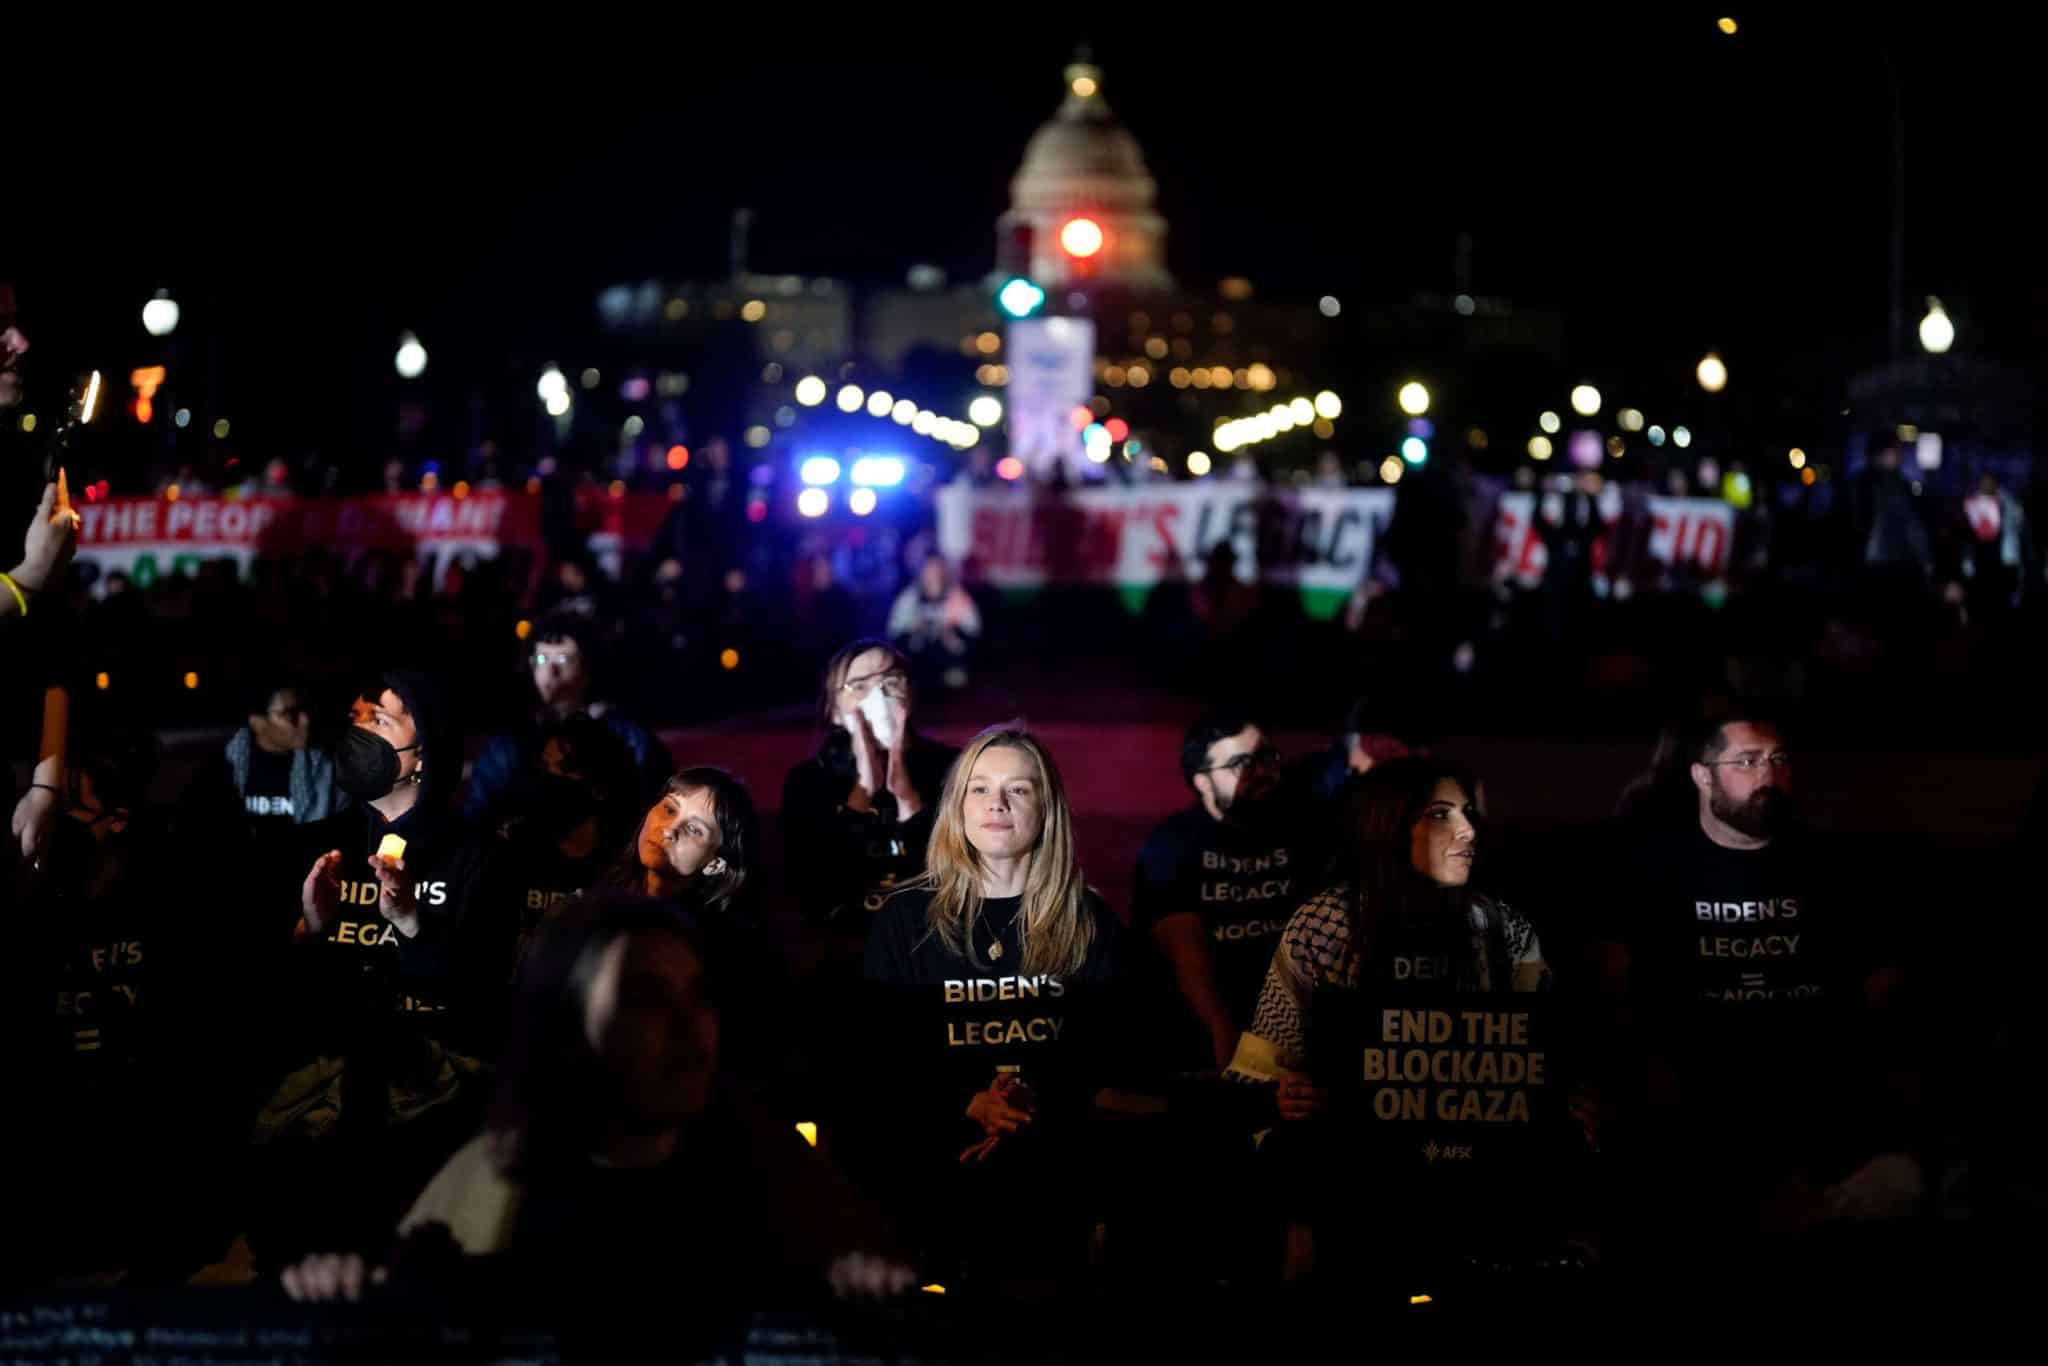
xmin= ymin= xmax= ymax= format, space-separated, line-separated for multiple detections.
xmin=1004 ymin=316 xmax=1097 ymax=477
xmin=935 ymin=483 xmax=1393 ymax=593
xmin=1642 ymin=496 xmax=1735 ymax=574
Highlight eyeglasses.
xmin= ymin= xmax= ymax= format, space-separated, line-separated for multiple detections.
xmin=1704 ymin=752 xmax=1792 ymax=772
xmin=532 ymin=652 xmax=578 ymax=669
xmin=1202 ymin=746 xmax=1280 ymax=777
xmin=839 ymin=668 xmax=909 ymax=699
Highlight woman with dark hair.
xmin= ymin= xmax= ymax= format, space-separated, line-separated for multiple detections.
xmin=604 ymin=766 xmax=759 ymax=919
xmin=1226 ymin=757 xmax=1587 ymax=1286
xmin=282 ymin=896 xmax=913 ymax=1348
xmin=780 ymin=638 xmax=958 ymax=928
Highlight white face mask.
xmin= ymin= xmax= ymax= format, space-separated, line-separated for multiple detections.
xmin=857 ymin=686 xmax=903 ymax=749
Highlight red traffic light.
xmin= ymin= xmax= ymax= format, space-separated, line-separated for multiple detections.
xmin=1059 ymin=217 xmax=1104 ymax=259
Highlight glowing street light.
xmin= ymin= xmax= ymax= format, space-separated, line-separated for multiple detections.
xmin=395 ymin=332 xmax=428 ymax=380
xmin=1569 ymin=385 xmax=1602 ymax=418
xmin=836 ymin=384 xmax=865 ymax=413
xmin=794 ymin=375 xmax=827 ymax=406
xmin=1538 ymin=411 xmax=1561 ymax=435
xmin=142 ymin=290 xmax=180 ymax=337
xmin=968 ymin=395 xmax=1004 ymax=427
xmin=1696 ymin=352 xmax=1729 ymax=393
xmin=1314 ymin=391 xmax=1342 ymax=420
xmin=1397 ymin=381 xmax=1431 ymax=416
xmin=1918 ymin=298 xmax=1955 ymax=354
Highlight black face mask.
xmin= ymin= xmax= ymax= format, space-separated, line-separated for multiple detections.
xmin=336 ymin=727 xmax=420 ymax=802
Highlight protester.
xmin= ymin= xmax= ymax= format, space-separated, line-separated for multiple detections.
xmin=464 ymin=612 xmax=667 ymax=830
xmin=248 ymin=671 xmax=503 ymax=1266
xmin=887 ymin=552 xmax=982 ymax=693
xmin=1133 ymin=712 xmax=1310 ymax=1068
xmin=1225 ymin=758 xmax=1579 ymax=1286
xmin=862 ymin=725 xmax=1124 ymax=1289
xmin=485 ymin=716 xmax=643 ymax=983
xmin=781 ymin=639 xmax=957 ymax=927
xmin=282 ymin=896 xmax=915 ymax=1353
xmin=1592 ymin=712 xmax=1923 ymax=1262
xmin=10 ymin=723 xmax=250 ymax=1284
xmin=188 ymin=680 xmax=347 ymax=834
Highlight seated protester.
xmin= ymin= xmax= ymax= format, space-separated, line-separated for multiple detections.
xmin=1134 ymin=712 xmax=1316 ymax=1069
xmin=1226 ymin=758 xmax=1583 ymax=1288
xmin=249 ymin=671 xmax=505 ymax=1268
xmin=179 ymin=678 xmax=349 ymax=915
xmin=9 ymin=727 xmax=252 ymax=1285
xmin=1592 ymin=712 xmax=1922 ymax=1268
xmin=191 ymin=678 xmax=348 ymax=834
xmin=283 ymin=896 xmax=914 ymax=1357
xmin=463 ymin=612 xmax=668 ymax=831
xmin=781 ymin=639 xmax=958 ymax=928
xmin=487 ymin=716 xmax=643 ymax=983
xmin=887 ymin=552 xmax=981 ymax=693
xmin=596 ymin=765 xmax=788 ymax=1102
xmin=862 ymin=726 xmax=1124 ymax=1287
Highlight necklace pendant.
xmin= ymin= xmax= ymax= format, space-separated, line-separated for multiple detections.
xmin=988 ymin=940 xmax=1004 ymax=960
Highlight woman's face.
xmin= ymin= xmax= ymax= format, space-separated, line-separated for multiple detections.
xmin=1409 ymin=778 xmax=1478 ymax=887
xmin=638 ymin=787 xmax=723 ymax=879
xmin=584 ymin=932 xmax=718 ymax=1125
xmin=834 ymin=647 xmax=910 ymax=733
xmin=962 ymin=745 xmax=1044 ymax=863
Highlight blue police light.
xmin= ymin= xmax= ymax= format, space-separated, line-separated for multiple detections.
xmin=1401 ymin=436 xmax=1429 ymax=465
xmin=997 ymin=277 xmax=1047 ymax=319
xmin=849 ymin=456 xmax=907 ymax=487
xmin=798 ymin=455 xmax=841 ymax=486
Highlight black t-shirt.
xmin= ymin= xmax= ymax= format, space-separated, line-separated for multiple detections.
xmin=780 ymin=734 xmax=959 ymax=926
xmin=488 ymin=827 xmax=609 ymax=982
xmin=16 ymin=811 xmax=256 ymax=1123
xmin=863 ymin=886 xmax=1124 ymax=1161
xmin=1131 ymin=804 xmax=1313 ymax=1029
xmin=1599 ymin=822 xmax=1880 ymax=1103
xmin=243 ymin=745 xmax=296 ymax=828
xmin=283 ymin=801 xmax=502 ymax=1062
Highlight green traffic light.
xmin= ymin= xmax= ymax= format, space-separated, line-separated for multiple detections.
xmin=997 ymin=277 xmax=1047 ymax=319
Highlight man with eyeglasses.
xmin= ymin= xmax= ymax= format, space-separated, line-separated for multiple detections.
xmin=1133 ymin=712 xmax=1312 ymax=1070
xmin=1595 ymin=712 xmax=1920 ymax=1263
xmin=464 ymin=612 xmax=667 ymax=831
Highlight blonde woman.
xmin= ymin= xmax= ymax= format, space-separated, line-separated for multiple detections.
xmin=862 ymin=725 xmax=1123 ymax=1284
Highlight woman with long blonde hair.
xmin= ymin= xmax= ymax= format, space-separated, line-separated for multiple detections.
xmin=861 ymin=724 xmax=1123 ymax=1287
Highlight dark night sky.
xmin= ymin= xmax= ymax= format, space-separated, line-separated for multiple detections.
xmin=5 ymin=13 xmax=2039 ymax=458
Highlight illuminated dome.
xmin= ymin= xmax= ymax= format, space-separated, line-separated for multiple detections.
xmin=1001 ymin=58 xmax=1172 ymax=291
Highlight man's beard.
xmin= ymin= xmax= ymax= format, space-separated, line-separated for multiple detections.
xmin=1710 ymin=782 xmax=1788 ymax=839
xmin=1219 ymin=778 xmax=1277 ymax=824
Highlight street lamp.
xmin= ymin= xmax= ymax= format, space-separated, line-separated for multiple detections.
xmin=395 ymin=332 xmax=428 ymax=379
xmin=1696 ymin=352 xmax=1728 ymax=393
xmin=1570 ymin=385 xmax=1602 ymax=418
xmin=1397 ymin=381 xmax=1431 ymax=416
xmin=1918 ymin=298 xmax=1955 ymax=354
xmin=142 ymin=290 xmax=180 ymax=337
